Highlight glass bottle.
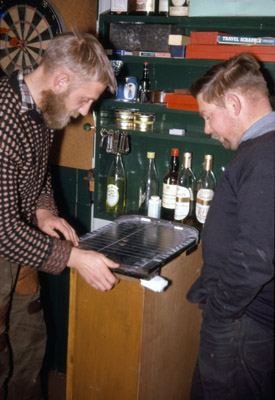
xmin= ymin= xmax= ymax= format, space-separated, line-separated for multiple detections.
xmin=135 ymin=0 xmax=156 ymax=16
xmin=195 ymin=154 xmax=216 ymax=226
xmin=169 ymin=0 xmax=189 ymax=16
xmin=111 ymin=0 xmax=135 ymax=14
xmin=158 ymin=0 xmax=169 ymax=15
xmin=161 ymin=148 xmax=179 ymax=221
xmin=138 ymin=62 xmax=151 ymax=104
xmin=139 ymin=151 xmax=159 ymax=215
xmin=174 ymin=152 xmax=196 ymax=225
xmin=106 ymin=153 xmax=127 ymax=216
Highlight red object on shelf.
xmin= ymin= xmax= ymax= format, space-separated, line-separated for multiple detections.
xmin=164 ymin=94 xmax=199 ymax=111
xmin=186 ymin=44 xmax=275 ymax=62
xmin=190 ymin=31 xmax=228 ymax=45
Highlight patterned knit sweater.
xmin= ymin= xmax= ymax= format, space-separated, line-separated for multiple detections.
xmin=0 ymin=71 xmax=72 ymax=274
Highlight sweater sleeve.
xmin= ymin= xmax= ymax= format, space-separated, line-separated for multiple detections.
xmin=35 ymin=166 xmax=59 ymax=217
xmin=0 ymin=82 xmax=72 ymax=274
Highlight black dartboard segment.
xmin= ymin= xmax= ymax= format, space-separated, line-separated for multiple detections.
xmin=0 ymin=0 xmax=66 ymax=75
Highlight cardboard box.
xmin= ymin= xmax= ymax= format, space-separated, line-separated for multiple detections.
xmin=190 ymin=32 xmax=229 ymax=45
xmin=110 ymin=23 xmax=170 ymax=52
xmin=189 ymin=0 xmax=275 ymax=17
xmin=190 ymin=32 xmax=275 ymax=46
xmin=217 ymin=35 xmax=275 ymax=46
xmin=170 ymin=45 xmax=186 ymax=58
xmin=164 ymin=94 xmax=199 ymax=111
xmin=186 ymin=44 xmax=275 ymax=62
xmin=169 ymin=35 xmax=190 ymax=46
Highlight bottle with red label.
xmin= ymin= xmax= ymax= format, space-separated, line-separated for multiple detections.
xmin=161 ymin=148 xmax=179 ymax=221
xmin=195 ymin=154 xmax=216 ymax=226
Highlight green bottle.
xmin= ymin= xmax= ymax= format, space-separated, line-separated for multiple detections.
xmin=106 ymin=153 xmax=126 ymax=216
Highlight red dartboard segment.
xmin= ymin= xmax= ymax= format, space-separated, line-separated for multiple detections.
xmin=0 ymin=0 xmax=66 ymax=76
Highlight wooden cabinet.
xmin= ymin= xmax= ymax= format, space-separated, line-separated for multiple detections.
xmin=66 ymin=12 xmax=275 ymax=400
xmin=66 ymin=245 xmax=202 ymax=400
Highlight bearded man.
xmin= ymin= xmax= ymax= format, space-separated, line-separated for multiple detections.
xmin=0 ymin=32 xmax=119 ymax=400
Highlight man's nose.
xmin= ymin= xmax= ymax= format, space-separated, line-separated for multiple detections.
xmin=78 ymin=101 xmax=93 ymax=116
xmin=204 ymin=120 xmax=212 ymax=135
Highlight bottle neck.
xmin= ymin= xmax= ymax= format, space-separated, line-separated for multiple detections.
xmin=170 ymin=156 xmax=179 ymax=172
xmin=183 ymin=156 xmax=192 ymax=169
xmin=143 ymin=67 xmax=149 ymax=79
xmin=204 ymin=157 xmax=213 ymax=171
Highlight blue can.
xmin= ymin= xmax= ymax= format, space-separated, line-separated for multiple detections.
xmin=116 ymin=76 xmax=138 ymax=102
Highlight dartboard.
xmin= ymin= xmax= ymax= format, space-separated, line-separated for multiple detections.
xmin=0 ymin=0 xmax=66 ymax=76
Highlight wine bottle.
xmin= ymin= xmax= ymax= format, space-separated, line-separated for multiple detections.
xmin=106 ymin=153 xmax=127 ymax=216
xmin=195 ymin=154 xmax=216 ymax=226
xmin=161 ymin=148 xmax=179 ymax=220
xmin=111 ymin=0 xmax=137 ymax=13
xmin=139 ymin=151 xmax=159 ymax=215
xmin=135 ymin=0 xmax=156 ymax=15
xmin=138 ymin=62 xmax=151 ymax=104
xmin=174 ymin=152 xmax=196 ymax=225
xmin=169 ymin=0 xmax=189 ymax=16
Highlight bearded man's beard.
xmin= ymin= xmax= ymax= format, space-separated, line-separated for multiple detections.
xmin=40 ymin=89 xmax=79 ymax=130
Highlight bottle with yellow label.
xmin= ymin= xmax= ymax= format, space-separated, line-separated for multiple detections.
xmin=106 ymin=153 xmax=126 ymax=216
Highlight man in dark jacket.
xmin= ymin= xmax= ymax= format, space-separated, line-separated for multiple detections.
xmin=187 ymin=53 xmax=274 ymax=400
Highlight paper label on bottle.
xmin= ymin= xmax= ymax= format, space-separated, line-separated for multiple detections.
xmin=174 ymin=186 xmax=191 ymax=220
xmin=159 ymin=0 xmax=169 ymax=12
xmin=162 ymin=183 xmax=177 ymax=209
xmin=195 ymin=189 xmax=214 ymax=224
xmin=136 ymin=0 xmax=155 ymax=12
xmin=107 ymin=184 xmax=119 ymax=207
xmin=111 ymin=0 xmax=128 ymax=12
xmin=171 ymin=0 xmax=185 ymax=5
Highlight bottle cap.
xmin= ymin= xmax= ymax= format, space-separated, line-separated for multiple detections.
xmin=171 ymin=148 xmax=179 ymax=156
xmin=184 ymin=152 xmax=192 ymax=158
xmin=147 ymin=152 xmax=155 ymax=158
xmin=144 ymin=61 xmax=149 ymax=66
xmin=150 ymin=195 xmax=160 ymax=201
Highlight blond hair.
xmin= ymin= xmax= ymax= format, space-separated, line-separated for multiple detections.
xmin=40 ymin=31 xmax=117 ymax=93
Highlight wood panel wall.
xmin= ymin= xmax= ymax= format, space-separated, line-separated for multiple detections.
xmin=49 ymin=0 xmax=97 ymax=170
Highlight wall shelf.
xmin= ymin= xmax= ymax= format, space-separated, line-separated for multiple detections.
xmin=94 ymin=13 xmax=275 ymax=221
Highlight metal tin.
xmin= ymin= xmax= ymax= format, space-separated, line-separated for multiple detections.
xmin=115 ymin=120 xmax=134 ymax=130
xmin=134 ymin=112 xmax=156 ymax=124
xmin=116 ymin=76 xmax=138 ymax=102
xmin=134 ymin=123 xmax=154 ymax=132
xmin=115 ymin=109 xmax=135 ymax=121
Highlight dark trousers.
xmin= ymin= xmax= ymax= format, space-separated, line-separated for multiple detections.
xmin=0 ymin=258 xmax=47 ymax=400
xmin=190 ymin=311 xmax=274 ymax=400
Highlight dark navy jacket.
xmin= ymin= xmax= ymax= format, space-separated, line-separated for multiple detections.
xmin=187 ymin=131 xmax=275 ymax=330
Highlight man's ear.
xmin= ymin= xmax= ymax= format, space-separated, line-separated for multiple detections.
xmin=53 ymin=72 xmax=70 ymax=94
xmin=225 ymin=93 xmax=241 ymax=116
